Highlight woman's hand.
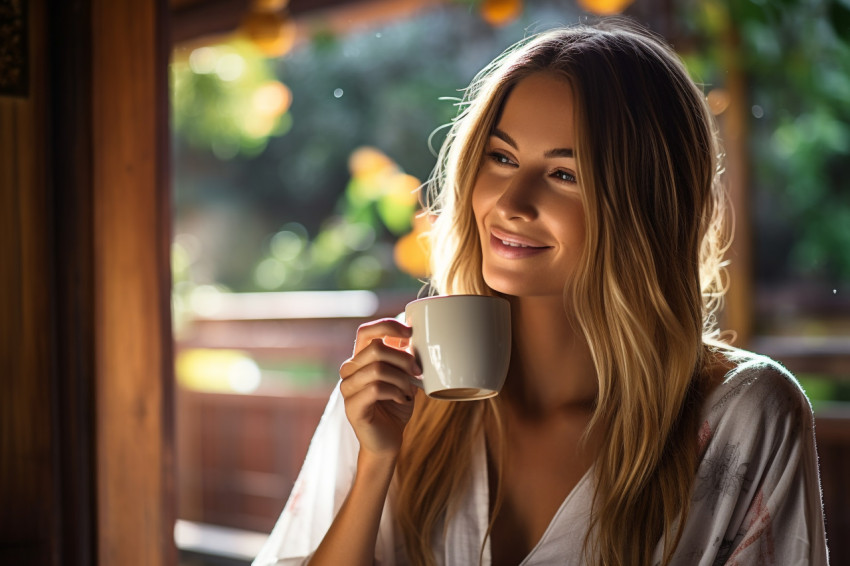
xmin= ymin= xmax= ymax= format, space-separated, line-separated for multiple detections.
xmin=338 ymin=318 xmax=421 ymax=460
xmin=310 ymin=319 xmax=420 ymax=565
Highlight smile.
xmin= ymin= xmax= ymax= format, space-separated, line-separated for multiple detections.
xmin=490 ymin=227 xmax=549 ymax=247
xmin=488 ymin=232 xmax=551 ymax=259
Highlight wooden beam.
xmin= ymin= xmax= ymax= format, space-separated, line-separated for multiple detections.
xmin=718 ymin=16 xmax=753 ymax=347
xmin=170 ymin=0 xmax=251 ymax=45
xmin=170 ymin=0 xmax=437 ymax=46
xmin=91 ymin=0 xmax=176 ymax=564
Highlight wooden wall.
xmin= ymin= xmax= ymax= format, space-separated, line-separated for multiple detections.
xmin=0 ymin=0 xmax=175 ymax=564
xmin=176 ymin=390 xmax=328 ymax=533
xmin=0 ymin=0 xmax=53 ymax=563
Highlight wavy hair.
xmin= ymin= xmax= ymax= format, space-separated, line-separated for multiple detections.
xmin=395 ymin=19 xmax=729 ymax=566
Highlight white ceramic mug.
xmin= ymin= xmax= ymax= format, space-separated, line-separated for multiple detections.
xmin=404 ymin=294 xmax=511 ymax=401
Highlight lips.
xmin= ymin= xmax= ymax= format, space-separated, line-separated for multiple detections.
xmin=488 ymin=227 xmax=551 ymax=259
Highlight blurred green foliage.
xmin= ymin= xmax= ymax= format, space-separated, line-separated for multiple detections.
xmin=798 ymin=373 xmax=850 ymax=410
xmin=171 ymin=40 xmax=292 ymax=159
xmin=250 ymin=149 xmax=420 ymax=292
xmin=681 ymin=0 xmax=850 ymax=284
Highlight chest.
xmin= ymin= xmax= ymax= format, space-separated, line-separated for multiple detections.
xmin=487 ymin=418 xmax=595 ymax=565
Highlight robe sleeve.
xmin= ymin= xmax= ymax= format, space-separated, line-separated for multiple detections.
xmin=668 ymin=359 xmax=830 ymax=565
xmin=252 ymin=382 xmax=400 ymax=566
xmin=718 ymin=366 xmax=829 ymax=565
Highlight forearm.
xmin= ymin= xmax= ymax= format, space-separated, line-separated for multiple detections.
xmin=309 ymin=451 xmax=397 ymax=566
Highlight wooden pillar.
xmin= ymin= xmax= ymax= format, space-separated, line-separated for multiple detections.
xmin=91 ymin=1 xmax=176 ymax=564
xmin=718 ymin=15 xmax=753 ymax=347
xmin=0 ymin=0 xmax=175 ymax=564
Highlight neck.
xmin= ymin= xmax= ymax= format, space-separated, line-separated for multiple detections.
xmin=503 ymin=295 xmax=598 ymax=417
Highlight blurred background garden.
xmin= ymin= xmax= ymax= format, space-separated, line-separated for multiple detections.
xmin=168 ymin=0 xmax=850 ymax=562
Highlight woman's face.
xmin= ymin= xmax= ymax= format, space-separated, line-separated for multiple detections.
xmin=472 ymin=72 xmax=586 ymax=299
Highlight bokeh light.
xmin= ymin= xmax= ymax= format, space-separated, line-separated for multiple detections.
xmin=394 ymin=213 xmax=431 ymax=278
xmin=577 ymin=0 xmax=634 ymax=15
xmin=177 ymin=349 xmax=262 ymax=394
xmin=240 ymin=10 xmax=297 ymax=58
xmin=252 ymin=81 xmax=292 ymax=117
xmin=480 ymin=0 xmax=523 ymax=27
xmin=707 ymin=88 xmax=731 ymax=116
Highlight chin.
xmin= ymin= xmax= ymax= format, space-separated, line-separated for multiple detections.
xmin=483 ymin=270 xmax=539 ymax=298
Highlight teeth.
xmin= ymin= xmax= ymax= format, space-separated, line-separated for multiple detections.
xmin=501 ymin=240 xmax=530 ymax=248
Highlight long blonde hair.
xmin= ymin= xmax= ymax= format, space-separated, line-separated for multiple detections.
xmin=395 ymin=19 xmax=729 ymax=566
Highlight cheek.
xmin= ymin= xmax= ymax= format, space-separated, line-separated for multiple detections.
xmin=572 ymin=205 xmax=587 ymax=243
xmin=554 ymin=200 xmax=587 ymax=248
xmin=471 ymin=169 xmax=502 ymax=213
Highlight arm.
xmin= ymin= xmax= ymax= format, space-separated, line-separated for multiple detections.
xmin=309 ymin=451 xmax=398 ymax=565
xmin=252 ymin=319 xmax=419 ymax=566
xmin=720 ymin=383 xmax=829 ymax=565
xmin=308 ymin=318 xmax=420 ymax=566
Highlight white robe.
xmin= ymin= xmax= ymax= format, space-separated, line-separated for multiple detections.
xmin=253 ymin=350 xmax=830 ymax=565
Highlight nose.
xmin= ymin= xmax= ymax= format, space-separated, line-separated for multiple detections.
xmin=494 ymin=172 xmax=539 ymax=221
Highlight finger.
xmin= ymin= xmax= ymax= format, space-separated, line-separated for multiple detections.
xmin=344 ymin=380 xmax=414 ymax=413
xmin=340 ymin=338 xmax=421 ymax=380
xmin=344 ymin=379 xmax=417 ymax=427
xmin=384 ymin=335 xmax=410 ymax=350
xmin=351 ymin=318 xmax=412 ymax=356
xmin=340 ymin=360 xmax=418 ymax=401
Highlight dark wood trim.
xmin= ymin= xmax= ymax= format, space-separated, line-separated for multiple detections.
xmin=0 ymin=0 xmax=54 ymax=564
xmin=48 ymin=0 xmax=96 ymax=563
xmin=170 ymin=0 xmax=251 ymax=45
xmin=0 ymin=0 xmax=29 ymax=96
xmin=157 ymin=0 xmax=179 ymax=560
xmin=169 ymin=0 xmax=384 ymax=45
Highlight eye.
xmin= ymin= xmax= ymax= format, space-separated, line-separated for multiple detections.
xmin=551 ymin=169 xmax=577 ymax=183
xmin=487 ymin=151 xmax=516 ymax=167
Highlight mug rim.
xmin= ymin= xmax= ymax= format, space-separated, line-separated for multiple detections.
xmin=405 ymin=293 xmax=509 ymax=309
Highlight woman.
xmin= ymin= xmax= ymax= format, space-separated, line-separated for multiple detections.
xmin=254 ymin=19 xmax=829 ymax=566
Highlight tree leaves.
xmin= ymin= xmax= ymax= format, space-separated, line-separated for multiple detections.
xmin=829 ymin=0 xmax=850 ymax=43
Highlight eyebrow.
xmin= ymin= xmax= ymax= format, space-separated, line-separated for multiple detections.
xmin=492 ymin=128 xmax=574 ymax=159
